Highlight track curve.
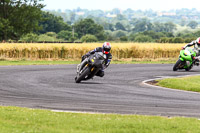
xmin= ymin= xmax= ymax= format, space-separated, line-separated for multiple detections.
xmin=0 ymin=64 xmax=200 ymax=117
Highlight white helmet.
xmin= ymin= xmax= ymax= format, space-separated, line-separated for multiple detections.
xmin=196 ymin=37 xmax=200 ymax=44
xmin=102 ymin=42 xmax=111 ymax=54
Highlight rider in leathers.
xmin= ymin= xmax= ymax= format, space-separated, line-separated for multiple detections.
xmin=183 ymin=37 xmax=200 ymax=65
xmin=79 ymin=42 xmax=112 ymax=77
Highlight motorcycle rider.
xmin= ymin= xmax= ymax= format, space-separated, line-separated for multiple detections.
xmin=183 ymin=37 xmax=200 ymax=65
xmin=77 ymin=42 xmax=112 ymax=77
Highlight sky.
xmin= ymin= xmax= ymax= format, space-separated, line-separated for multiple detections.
xmin=42 ymin=0 xmax=200 ymax=11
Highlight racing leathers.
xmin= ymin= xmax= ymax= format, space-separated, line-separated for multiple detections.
xmin=183 ymin=40 xmax=200 ymax=65
xmin=81 ymin=47 xmax=112 ymax=77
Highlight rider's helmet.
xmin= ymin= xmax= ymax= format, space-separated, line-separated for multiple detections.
xmin=196 ymin=37 xmax=200 ymax=44
xmin=102 ymin=42 xmax=111 ymax=54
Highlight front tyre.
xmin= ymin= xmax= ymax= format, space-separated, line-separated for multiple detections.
xmin=75 ymin=67 xmax=90 ymax=83
xmin=173 ymin=59 xmax=182 ymax=71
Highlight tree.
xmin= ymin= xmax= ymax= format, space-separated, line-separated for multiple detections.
xmin=111 ymin=8 xmax=121 ymax=14
xmin=164 ymin=22 xmax=177 ymax=32
xmin=132 ymin=18 xmax=153 ymax=33
xmin=38 ymin=11 xmax=71 ymax=34
xmin=74 ymin=18 xmax=105 ymax=40
xmin=142 ymin=31 xmax=165 ymax=39
xmin=57 ymin=30 xmax=78 ymax=41
xmin=113 ymin=30 xmax=127 ymax=38
xmin=103 ymin=23 xmax=115 ymax=31
xmin=180 ymin=19 xmax=187 ymax=26
xmin=187 ymin=21 xmax=198 ymax=29
xmin=152 ymin=22 xmax=176 ymax=33
xmin=0 ymin=0 xmax=44 ymax=41
xmin=152 ymin=22 xmax=166 ymax=32
xmin=115 ymin=22 xmax=126 ymax=31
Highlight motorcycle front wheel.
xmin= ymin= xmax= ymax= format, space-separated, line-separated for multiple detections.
xmin=173 ymin=59 xmax=183 ymax=71
xmin=75 ymin=67 xmax=90 ymax=83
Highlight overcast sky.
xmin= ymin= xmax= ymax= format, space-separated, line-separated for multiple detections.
xmin=42 ymin=0 xmax=200 ymax=11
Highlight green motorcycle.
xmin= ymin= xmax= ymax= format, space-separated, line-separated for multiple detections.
xmin=173 ymin=47 xmax=197 ymax=71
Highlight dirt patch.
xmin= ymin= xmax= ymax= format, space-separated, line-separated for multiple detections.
xmin=146 ymin=80 xmax=159 ymax=85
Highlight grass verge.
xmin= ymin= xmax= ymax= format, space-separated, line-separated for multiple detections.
xmin=0 ymin=106 xmax=200 ymax=133
xmin=156 ymin=76 xmax=200 ymax=92
xmin=0 ymin=58 xmax=176 ymax=65
xmin=0 ymin=60 xmax=80 ymax=65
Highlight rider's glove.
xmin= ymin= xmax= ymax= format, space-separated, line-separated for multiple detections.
xmin=182 ymin=47 xmax=185 ymax=50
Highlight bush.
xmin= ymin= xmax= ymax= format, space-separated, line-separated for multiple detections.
xmin=184 ymin=38 xmax=196 ymax=43
xmin=120 ymin=36 xmax=128 ymax=41
xmin=19 ymin=33 xmax=39 ymax=43
xmin=38 ymin=34 xmax=63 ymax=42
xmin=57 ymin=30 xmax=72 ymax=41
xmin=113 ymin=30 xmax=127 ymax=38
xmin=45 ymin=32 xmax=57 ymax=37
xmin=80 ymin=34 xmax=98 ymax=42
xmin=172 ymin=37 xmax=184 ymax=43
xmin=159 ymin=37 xmax=170 ymax=43
xmin=134 ymin=35 xmax=153 ymax=42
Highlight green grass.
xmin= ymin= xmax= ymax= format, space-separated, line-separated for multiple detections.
xmin=113 ymin=60 xmax=175 ymax=64
xmin=156 ymin=76 xmax=200 ymax=92
xmin=0 ymin=59 xmax=176 ymax=66
xmin=0 ymin=106 xmax=200 ymax=133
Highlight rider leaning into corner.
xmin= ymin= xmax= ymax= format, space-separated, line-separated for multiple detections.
xmin=77 ymin=42 xmax=112 ymax=77
xmin=183 ymin=37 xmax=200 ymax=65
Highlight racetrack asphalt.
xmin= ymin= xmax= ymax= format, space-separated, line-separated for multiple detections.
xmin=0 ymin=64 xmax=200 ymax=118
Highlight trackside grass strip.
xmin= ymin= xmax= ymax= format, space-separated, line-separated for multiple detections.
xmin=0 ymin=59 xmax=176 ymax=66
xmin=0 ymin=60 xmax=80 ymax=65
xmin=0 ymin=106 xmax=200 ymax=133
xmin=156 ymin=76 xmax=200 ymax=92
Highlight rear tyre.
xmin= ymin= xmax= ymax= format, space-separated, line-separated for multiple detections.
xmin=75 ymin=67 xmax=90 ymax=83
xmin=185 ymin=68 xmax=190 ymax=71
xmin=173 ymin=59 xmax=182 ymax=71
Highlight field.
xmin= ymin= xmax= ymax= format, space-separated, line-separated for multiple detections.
xmin=0 ymin=43 xmax=184 ymax=61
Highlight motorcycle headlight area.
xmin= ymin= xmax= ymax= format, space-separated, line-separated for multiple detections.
xmin=184 ymin=50 xmax=191 ymax=56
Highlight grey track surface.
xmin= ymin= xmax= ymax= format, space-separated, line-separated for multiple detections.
xmin=1 ymin=64 xmax=200 ymax=117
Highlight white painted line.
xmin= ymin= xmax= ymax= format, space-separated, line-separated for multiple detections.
xmin=51 ymin=110 xmax=107 ymax=114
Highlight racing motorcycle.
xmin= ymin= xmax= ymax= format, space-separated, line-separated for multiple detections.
xmin=173 ymin=47 xmax=198 ymax=71
xmin=75 ymin=52 xmax=106 ymax=83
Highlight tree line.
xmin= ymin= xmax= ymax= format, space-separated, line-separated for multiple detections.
xmin=1 ymin=0 xmax=200 ymax=43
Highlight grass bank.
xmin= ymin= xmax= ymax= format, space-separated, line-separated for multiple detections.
xmin=0 ymin=106 xmax=200 ymax=133
xmin=156 ymin=76 xmax=200 ymax=92
xmin=0 ymin=58 xmax=176 ymax=65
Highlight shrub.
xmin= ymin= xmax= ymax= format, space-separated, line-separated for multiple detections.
xmin=120 ymin=36 xmax=128 ymax=41
xmin=45 ymin=32 xmax=57 ymax=37
xmin=159 ymin=37 xmax=170 ymax=43
xmin=184 ymin=38 xmax=196 ymax=43
xmin=80 ymin=34 xmax=98 ymax=42
xmin=172 ymin=37 xmax=184 ymax=43
xmin=134 ymin=35 xmax=153 ymax=42
xmin=19 ymin=33 xmax=38 ymax=43
xmin=38 ymin=34 xmax=63 ymax=42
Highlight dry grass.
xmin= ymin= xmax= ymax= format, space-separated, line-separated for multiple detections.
xmin=0 ymin=43 xmax=184 ymax=60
